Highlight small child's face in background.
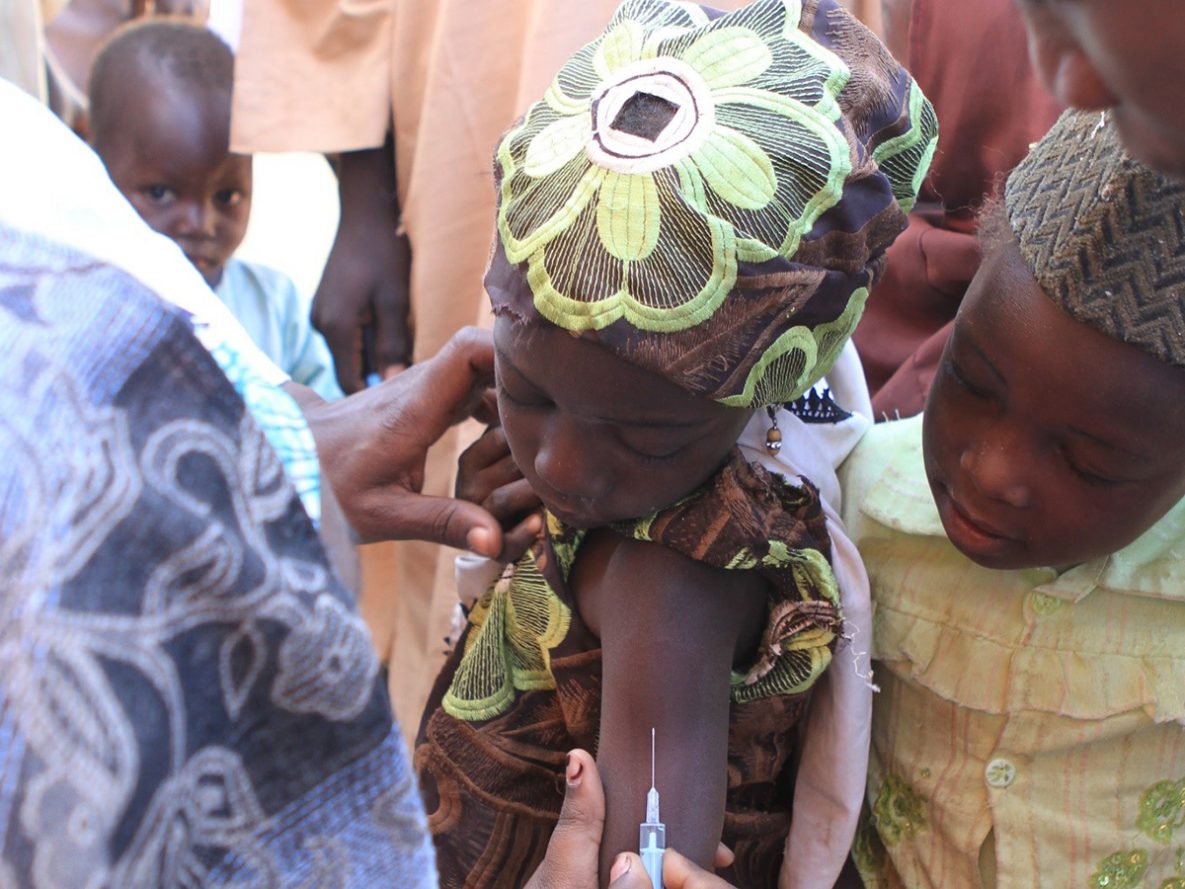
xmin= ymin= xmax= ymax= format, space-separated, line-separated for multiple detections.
xmin=99 ymin=79 xmax=250 ymax=288
xmin=494 ymin=316 xmax=753 ymax=529
xmin=922 ymin=238 xmax=1185 ymax=571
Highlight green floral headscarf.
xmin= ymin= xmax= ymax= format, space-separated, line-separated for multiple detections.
xmin=486 ymin=0 xmax=937 ymax=407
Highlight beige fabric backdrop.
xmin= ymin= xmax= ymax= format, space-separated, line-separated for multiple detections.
xmin=234 ymin=0 xmax=883 ymax=739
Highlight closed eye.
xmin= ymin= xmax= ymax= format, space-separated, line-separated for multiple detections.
xmin=625 ymin=443 xmax=685 ymax=465
xmin=947 ymin=360 xmax=991 ymax=398
xmin=1060 ymin=447 xmax=1123 ymax=487
xmin=499 ymin=385 xmax=551 ymax=411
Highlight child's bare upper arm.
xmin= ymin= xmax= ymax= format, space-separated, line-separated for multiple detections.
xmin=570 ymin=529 xmax=767 ymax=887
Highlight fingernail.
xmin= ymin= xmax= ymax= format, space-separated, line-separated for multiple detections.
xmin=466 ymin=527 xmax=495 ymax=557
xmin=526 ymin=513 xmax=543 ymax=535
xmin=609 ymin=854 xmax=632 ymax=884
xmin=565 ymin=753 xmax=583 ymax=788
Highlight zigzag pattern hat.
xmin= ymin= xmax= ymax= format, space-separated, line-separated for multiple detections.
xmin=1006 ymin=110 xmax=1185 ymax=367
xmin=485 ymin=0 xmax=937 ymax=408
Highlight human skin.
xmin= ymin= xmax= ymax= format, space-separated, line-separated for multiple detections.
xmin=492 ymin=316 xmax=768 ymax=883
xmin=525 ymin=749 xmax=738 ymax=889
xmin=95 ymin=75 xmax=250 ymax=288
xmin=312 ymin=139 xmax=412 ymax=393
xmin=1016 ymin=0 xmax=1185 ymax=176
xmin=922 ymin=236 xmax=1185 ymax=570
xmin=298 ymin=326 xmax=537 ymax=557
xmin=493 ymin=317 xmax=754 ymax=528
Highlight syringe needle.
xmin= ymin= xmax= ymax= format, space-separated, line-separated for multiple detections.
xmin=641 ymin=727 xmax=665 ymax=888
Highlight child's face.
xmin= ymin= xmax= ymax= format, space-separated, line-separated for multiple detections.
xmin=494 ymin=316 xmax=753 ymax=529
xmin=922 ymin=238 xmax=1185 ymax=570
xmin=1018 ymin=0 xmax=1185 ymax=176
xmin=99 ymin=80 xmax=250 ymax=288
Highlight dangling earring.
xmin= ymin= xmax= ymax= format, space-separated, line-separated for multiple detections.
xmin=765 ymin=405 xmax=782 ymax=455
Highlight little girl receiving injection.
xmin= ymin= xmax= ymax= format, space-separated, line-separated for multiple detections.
xmin=415 ymin=1 xmax=936 ymax=886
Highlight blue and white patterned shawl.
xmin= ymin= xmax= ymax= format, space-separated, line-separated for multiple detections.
xmin=0 ymin=226 xmax=437 ymax=888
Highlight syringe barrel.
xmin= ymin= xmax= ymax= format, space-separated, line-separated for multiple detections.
xmin=639 ymin=823 xmax=665 ymax=849
xmin=641 ymin=846 xmax=664 ymax=888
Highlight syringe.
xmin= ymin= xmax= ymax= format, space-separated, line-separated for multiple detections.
xmin=639 ymin=728 xmax=665 ymax=889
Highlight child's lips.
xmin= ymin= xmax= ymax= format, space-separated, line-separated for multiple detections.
xmin=535 ymin=484 xmax=600 ymax=528
xmin=935 ymin=483 xmax=1021 ymax=556
xmin=950 ymin=497 xmax=1015 ymax=540
xmin=186 ymin=252 xmax=215 ymax=271
xmin=543 ymin=499 xmax=598 ymax=529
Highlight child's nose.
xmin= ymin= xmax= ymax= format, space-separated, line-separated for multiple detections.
xmin=959 ymin=438 xmax=1032 ymax=509
xmin=533 ymin=419 xmax=609 ymax=503
xmin=175 ymin=200 xmax=217 ymax=237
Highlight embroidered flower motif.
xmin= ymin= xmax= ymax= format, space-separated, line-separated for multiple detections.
xmin=1029 ymin=590 xmax=1065 ymax=616
xmin=851 ymin=808 xmax=888 ymax=877
xmin=870 ymin=774 xmax=928 ymax=846
xmin=443 ymin=554 xmax=572 ymax=722
xmin=1092 ymin=850 xmax=1150 ymax=888
xmin=1139 ymin=779 xmax=1185 ymax=845
xmin=496 ymin=0 xmax=855 ymax=335
xmin=1157 ymin=879 xmax=1185 ymax=889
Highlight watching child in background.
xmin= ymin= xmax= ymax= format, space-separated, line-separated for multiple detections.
xmin=87 ymin=19 xmax=342 ymax=401
xmin=414 ymin=1 xmax=937 ymax=886
xmin=842 ymin=111 xmax=1185 ymax=887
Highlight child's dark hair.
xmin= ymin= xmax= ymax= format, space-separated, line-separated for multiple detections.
xmin=975 ymin=192 xmax=1013 ymax=256
xmin=88 ymin=19 xmax=233 ymax=150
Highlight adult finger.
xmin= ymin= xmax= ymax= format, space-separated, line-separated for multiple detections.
xmin=524 ymin=750 xmax=603 ymax=889
xmin=317 ymin=312 xmax=365 ymax=395
xmin=485 ymin=478 xmax=541 ymax=522
xmin=497 ymin=510 xmax=544 ymax=564
xmin=714 ymin=844 xmax=734 ymax=870
xmin=602 ymin=852 xmax=661 ymax=888
xmin=472 ymin=388 xmax=501 ymax=426
xmin=371 ymin=232 xmax=413 ymax=373
xmin=458 ymin=426 xmax=513 ymax=475
xmin=355 ymin=487 xmax=506 ymax=557
xmin=661 ymin=850 xmax=739 ymax=889
xmin=603 ymin=848 xmax=740 ymax=889
xmin=390 ymin=327 xmax=495 ymax=443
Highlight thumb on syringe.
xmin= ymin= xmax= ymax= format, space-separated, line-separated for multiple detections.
xmin=607 ymin=848 xmax=738 ymax=889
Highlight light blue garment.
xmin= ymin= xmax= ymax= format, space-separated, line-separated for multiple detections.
xmin=216 ymin=257 xmax=343 ymax=401
xmin=204 ymin=333 xmax=323 ymax=525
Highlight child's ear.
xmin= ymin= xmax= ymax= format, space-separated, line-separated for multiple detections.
xmin=1023 ymin=8 xmax=1116 ymax=112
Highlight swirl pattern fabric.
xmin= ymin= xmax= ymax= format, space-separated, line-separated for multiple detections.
xmin=0 ymin=227 xmax=436 ymax=889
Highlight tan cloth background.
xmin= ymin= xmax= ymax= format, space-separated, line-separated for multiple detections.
xmin=1 ymin=0 xmax=47 ymax=100
xmin=234 ymin=0 xmax=883 ymax=739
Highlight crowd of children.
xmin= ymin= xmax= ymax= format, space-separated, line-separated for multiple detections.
xmin=6 ymin=0 xmax=1185 ymax=886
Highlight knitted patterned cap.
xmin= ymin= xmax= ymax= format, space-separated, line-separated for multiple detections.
xmin=486 ymin=0 xmax=937 ymax=408
xmin=1006 ymin=110 xmax=1185 ymax=367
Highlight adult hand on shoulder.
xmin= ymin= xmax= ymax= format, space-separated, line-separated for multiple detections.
xmin=313 ymin=144 xmax=411 ymax=393
xmin=526 ymin=750 xmax=737 ymax=889
xmin=300 ymin=327 xmax=510 ymax=556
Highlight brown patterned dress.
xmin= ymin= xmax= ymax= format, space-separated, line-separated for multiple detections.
xmin=415 ymin=451 xmax=843 ymax=888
